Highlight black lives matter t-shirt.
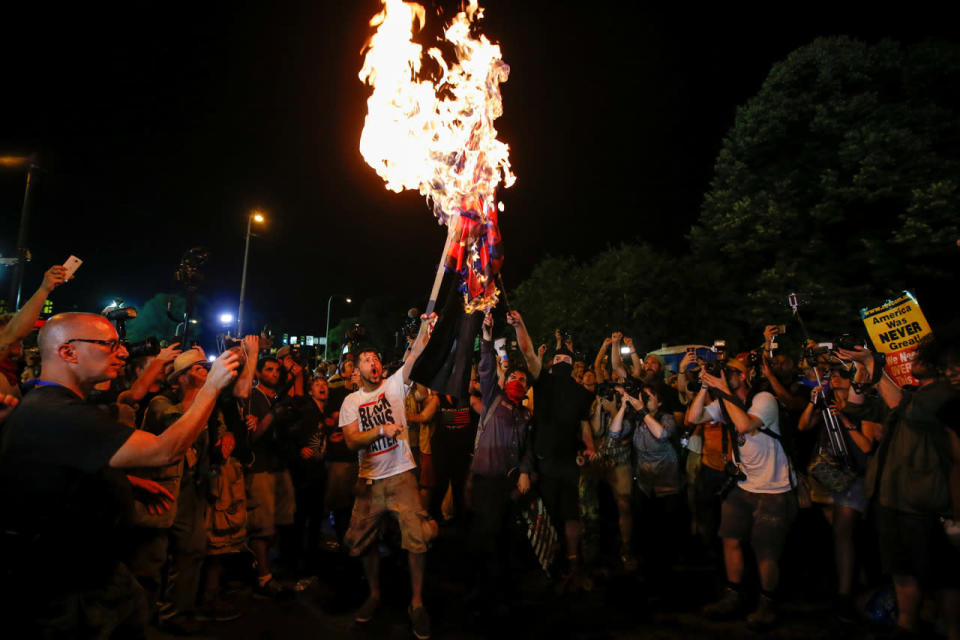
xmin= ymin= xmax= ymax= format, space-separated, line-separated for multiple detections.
xmin=338 ymin=371 xmax=416 ymax=480
xmin=0 ymin=384 xmax=134 ymax=591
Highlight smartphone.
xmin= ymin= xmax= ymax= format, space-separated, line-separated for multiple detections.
xmin=775 ymin=325 xmax=786 ymax=334
xmin=62 ymin=255 xmax=83 ymax=277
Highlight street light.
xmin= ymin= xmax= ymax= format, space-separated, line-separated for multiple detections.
xmin=324 ymin=294 xmax=352 ymax=361
xmin=219 ymin=312 xmax=234 ymax=326
xmin=236 ymin=210 xmax=266 ymax=335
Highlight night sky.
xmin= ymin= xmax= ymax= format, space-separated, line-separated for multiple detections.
xmin=1 ymin=1 xmax=956 ymax=339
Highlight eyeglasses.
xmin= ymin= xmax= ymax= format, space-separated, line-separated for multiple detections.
xmin=66 ymin=338 xmax=124 ymax=352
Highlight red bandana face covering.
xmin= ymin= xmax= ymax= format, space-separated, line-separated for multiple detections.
xmin=504 ymin=379 xmax=526 ymax=404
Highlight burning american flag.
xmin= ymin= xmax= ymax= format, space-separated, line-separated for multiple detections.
xmin=358 ymin=0 xmax=515 ymax=315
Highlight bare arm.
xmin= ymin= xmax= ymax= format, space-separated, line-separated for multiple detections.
xmin=402 ymin=314 xmax=437 ymax=385
xmin=506 ymin=311 xmax=541 ymax=380
xmin=407 ymin=392 xmax=439 ymax=423
xmin=594 ymin=339 xmax=611 ymax=383
xmin=836 ymin=347 xmax=902 ymax=410
xmin=232 ymin=336 xmax=259 ymax=399
xmin=109 ymin=353 xmax=239 ymax=468
xmin=342 ymin=418 xmax=403 ymax=451
xmin=684 ymin=387 xmax=712 ymax=427
xmin=0 ymin=266 xmax=68 ymax=357
xmin=120 ymin=343 xmax=182 ymax=405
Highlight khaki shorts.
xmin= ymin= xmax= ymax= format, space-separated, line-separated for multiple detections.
xmin=245 ymin=470 xmax=296 ymax=538
xmin=345 ymin=471 xmax=436 ymax=556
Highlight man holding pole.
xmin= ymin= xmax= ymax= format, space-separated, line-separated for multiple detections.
xmin=340 ymin=314 xmax=438 ymax=640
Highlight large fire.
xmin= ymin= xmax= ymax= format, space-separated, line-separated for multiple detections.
xmin=359 ymin=0 xmax=514 ymax=313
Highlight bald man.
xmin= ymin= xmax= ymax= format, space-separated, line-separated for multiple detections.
xmin=0 ymin=312 xmax=239 ymax=637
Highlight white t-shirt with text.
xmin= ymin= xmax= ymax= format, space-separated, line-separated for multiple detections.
xmin=338 ymin=370 xmax=416 ymax=480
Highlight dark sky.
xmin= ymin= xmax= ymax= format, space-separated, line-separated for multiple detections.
xmin=1 ymin=1 xmax=957 ymax=338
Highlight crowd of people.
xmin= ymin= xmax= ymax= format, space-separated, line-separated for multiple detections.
xmin=1 ymin=264 xmax=960 ymax=640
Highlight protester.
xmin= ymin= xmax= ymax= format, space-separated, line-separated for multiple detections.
xmin=468 ymin=311 xmax=535 ymax=613
xmin=510 ymin=309 xmax=596 ymax=591
xmin=340 ymin=315 xmax=437 ymax=640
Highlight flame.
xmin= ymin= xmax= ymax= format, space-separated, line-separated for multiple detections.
xmin=359 ymin=0 xmax=514 ymax=311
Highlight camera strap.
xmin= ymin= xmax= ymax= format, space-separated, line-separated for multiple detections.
xmin=715 ymin=394 xmax=743 ymax=468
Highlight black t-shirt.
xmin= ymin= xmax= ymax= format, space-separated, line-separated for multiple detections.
xmin=0 ymin=384 xmax=134 ymax=591
xmin=532 ymin=370 xmax=594 ymax=464
xmin=324 ymin=385 xmax=356 ymax=463
xmin=247 ymin=386 xmax=282 ymax=472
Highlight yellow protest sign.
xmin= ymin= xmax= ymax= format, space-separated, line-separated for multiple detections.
xmin=861 ymin=291 xmax=932 ymax=387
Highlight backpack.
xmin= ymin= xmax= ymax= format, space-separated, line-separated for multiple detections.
xmin=865 ymin=382 xmax=957 ymax=515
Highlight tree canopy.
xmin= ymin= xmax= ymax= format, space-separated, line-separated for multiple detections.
xmin=690 ymin=37 xmax=960 ymax=336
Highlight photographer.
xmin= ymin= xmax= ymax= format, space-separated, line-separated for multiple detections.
xmin=276 ymin=345 xmax=305 ymax=398
xmin=839 ymin=338 xmax=960 ymax=639
xmin=614 ymin=384 xmax=682 ymax=572
xmin=117 ymin=341 xmax=183 ymax=425
xmin=128 ymin=347 xmax=230 ymax=632
xmin=244 ymin=356 xmax=297 ymax=598
xmin=797 ymin=365 xmax=880 ymax=620
xmin=579 ymin=372 xmax=635 ymax=573
xmin=698 ymin=357 xmax=796 ymax=629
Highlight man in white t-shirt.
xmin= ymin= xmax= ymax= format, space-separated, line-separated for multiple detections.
xmin=339 ymin=316 xmax=437 ymax=640
xmin=691 ymin=357 xmax=797 ymax=630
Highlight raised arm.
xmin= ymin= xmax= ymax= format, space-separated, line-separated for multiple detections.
xmin=119 ymin=342 xmax=182 ymax=405
xmin=506 ymin=310 xmax=541 ymax=380
xmin=402 ymin=313 xmax=437 ymax=385
xmin=232 ymin=336 xmax=260 ymax=399
xmin=109 ymin=352 xmax=240 ymax=468
xmin=594 ymin=338 xmax=611 ymax=383
xmin=0 ymin=266 xmax=69 ymax=358
xmin=836 ymin=346 xmax=901 ymax=410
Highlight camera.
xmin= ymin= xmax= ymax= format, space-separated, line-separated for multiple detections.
xmin=717 ymin=460 xmax=747 ymax=498
xmin=124 ymin=337 xmax=161 ymax=359
xmin=685 ymin=339 xmax=727 ymax=392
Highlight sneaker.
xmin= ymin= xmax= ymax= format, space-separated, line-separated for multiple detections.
xmin=408 ymin=604 xmax=431 ymax=640
xmin=195 ymin=599 xmax=243 ymax=622
xmin=702 ymin=586 xmax=745 ymax=620
xmin=354 ymin=595 xmax=380 ymax=623
xmin=253 ymin=578 xmax=295 ymax=601
xmin=746 ymin=593 xmax=777 ymax=630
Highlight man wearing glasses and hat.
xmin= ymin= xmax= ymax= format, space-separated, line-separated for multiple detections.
xmin=128 ymin=347 xmax=232 ymax=631
xmin=0 ymin=312 xmax=239 ymax=637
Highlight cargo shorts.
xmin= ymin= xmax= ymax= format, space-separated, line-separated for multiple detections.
xmin=245 ymin=470 xmax=296 ymax=538
xmin=345 ymin=470 xmax=437 ymax=556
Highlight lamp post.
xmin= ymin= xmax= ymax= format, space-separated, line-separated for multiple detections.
xmin=0 ymin=154 xmax=37 ymax=310
xmin=324 ymin=294 xmax=352 ymax=361
xmin=236 ymin=210 xmax=265 ymax=336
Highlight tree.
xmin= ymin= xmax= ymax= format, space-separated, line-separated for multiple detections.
xmin=512 ymin=244 xmax=731 ymax=356
xmin=691 ymin=37 xmax=960 ymax=338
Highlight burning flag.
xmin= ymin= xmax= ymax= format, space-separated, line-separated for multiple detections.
xmin=358 ymin=0 xmax=515 ymax=397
